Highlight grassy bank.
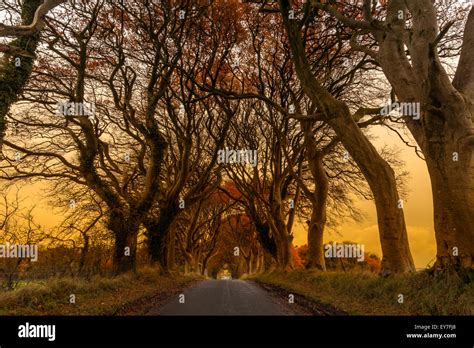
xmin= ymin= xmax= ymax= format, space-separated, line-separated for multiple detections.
xmin=253 ymin=270 xmax=473 ymax=315
xmin=0 ymin=267 xmax=199 ymax=315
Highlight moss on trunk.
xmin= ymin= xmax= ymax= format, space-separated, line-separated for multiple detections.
xmin=0 ymin=0 xmax=42 ymax=146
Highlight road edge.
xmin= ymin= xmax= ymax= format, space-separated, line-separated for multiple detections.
xmin=251 ymin=278 xmax=348 ymax=316
xmin=114 ymin=276 xmax=203 ymax=316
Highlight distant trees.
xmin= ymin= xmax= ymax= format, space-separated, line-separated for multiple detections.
xmin=224 ymin=214 xmax=260 ymax=275
xmin=294 ymin=243 xmax=382 ymax=273
xmin=175 ymin=196 xmax=227 ymax=275
xmin=50 ymin=186 xmax=106 ymax=275
xmin=0 ymin=184 xmax=47 ymax=288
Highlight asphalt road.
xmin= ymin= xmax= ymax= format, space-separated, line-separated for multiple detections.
xmin=148 ymin=279 xmax=295 ymax=316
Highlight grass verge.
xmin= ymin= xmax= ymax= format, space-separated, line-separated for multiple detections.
xmin=252 ymin=269 xmax=474 ymax=315
xmin=0 ymin=266 xmax=200 ymax=315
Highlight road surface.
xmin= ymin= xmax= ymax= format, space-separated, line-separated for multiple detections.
xmin=147 ymin=279 xmax=297 ymax=315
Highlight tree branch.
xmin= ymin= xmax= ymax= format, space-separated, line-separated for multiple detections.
xmin=0 ymin=0 xmax=66 ymax=37
xmin=453 ymin=8 xmax=474 ymax=99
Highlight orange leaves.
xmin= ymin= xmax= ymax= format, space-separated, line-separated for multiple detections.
xmin=364 ymin=253 xmax=381 ymax=272
xmin=223 ymin=214 xmax=252 ymax=233
xmin=209 ymin=181 xmax=242 ymax=204
xmin=291 ymin=244 xmax=304 ymax=268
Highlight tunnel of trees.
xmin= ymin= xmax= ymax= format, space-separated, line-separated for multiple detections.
xmin=0 ymin=0 xmax=472 ymax=280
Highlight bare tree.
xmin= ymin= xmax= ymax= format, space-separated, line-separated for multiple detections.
xmin=175 ymin=195 xmax=230 ymax=275
xmin=0 ymin=184 xmax=48 ymax=289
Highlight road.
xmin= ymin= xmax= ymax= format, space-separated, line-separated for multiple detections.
xmin=147 ymin=279 xmax=297 ymax=315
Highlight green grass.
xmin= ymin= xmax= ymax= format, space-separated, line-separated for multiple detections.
xmin=253 ymin=269 xmax=474 ymax=315
xmin=0 ymin=266 xmax=199 ymax=315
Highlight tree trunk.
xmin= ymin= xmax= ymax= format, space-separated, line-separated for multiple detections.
xmin=0 ymin=0 xmax=42 ymax=147
xmin=254 ymin=250 xmax=261 ymax=273
xmin=269 ymin=207 xmax=294 ymax=271
xmin=248 ymin=203 xmax=278 ymax=261
xmin=167 ymin=228 xmax=176 ymax=270
xmin=249 ymin=251 xmax=254 ymax=274
xmin=147 ymin=203 xmax=179 ymax=270
xmin=302 ymin=123 xmax=329 ymax=271
xmin=111 ymin=225 xmax=138 ymax=275
xmin=190 ymin=255 xmax=199 ymax=274
xmin=311 ymin=81 xmax=415 ymax=275
xmin=268 ymin=176 xmax=294 ymax=271
xmin=78 ymin=234 xmax=90 ymax=275
xmin=254 ymin=221 xmax=278 ymax=260
xmin=184 ymin=261 xmax=189 ymax=274
xmin=320 ymin=118 xmax=416 ymax=274
xmin=425 ymin=130 xmax=474 ymax=270
xmin=108 ymin=210 xmax=139 ymax=274
xmin=201 ymin=251 xmax=214 ymax=276
xmin=258 ymin=252 xmax=265 ymax=273
xmin=243 ymin=255 xmax=251 ymax=275
xmin=307 ymin=209 xmax=326 ymax=271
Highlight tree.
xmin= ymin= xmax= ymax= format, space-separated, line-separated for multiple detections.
xmin=0 ymin=0 xmax=65 ymax=147
xmin=175 ymin=196 xmax=229 ymax=275
xmin=49 ymin=186 xmax=106 ymax=275
xmin=309 ymin=0 xmax=474 ymax=271
xmin=0 ymin=184 xmax=48 ymax=289
xmin=224 ymin=214 xmax=261 ymax=275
